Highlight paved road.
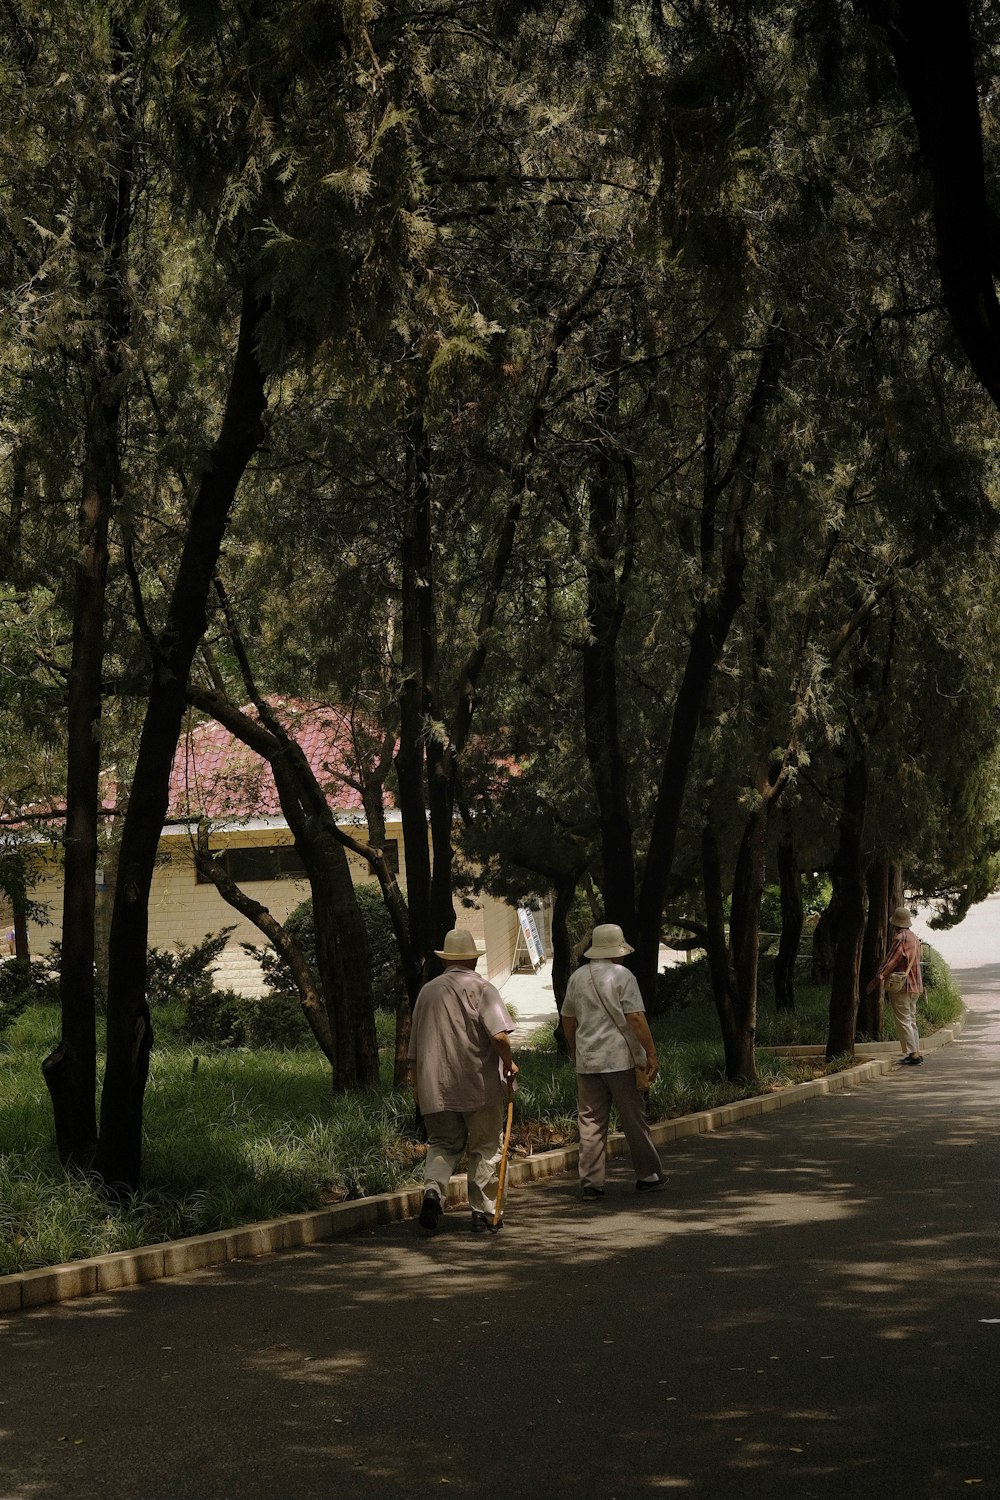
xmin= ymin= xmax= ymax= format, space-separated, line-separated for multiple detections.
xmin=3 ymin=928 xmax=998 ymax=1499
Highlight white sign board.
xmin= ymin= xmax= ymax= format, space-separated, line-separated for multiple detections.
xmin=516 ymin=906 xmax=543 ymax=969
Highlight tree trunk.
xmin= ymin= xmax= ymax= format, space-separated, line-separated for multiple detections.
xmin=634 ymin=319 xmax=788 ymax=1002
xmin=774 ymin=821 xmax=802 ymax=1012
xmin=43 ymin=31 xmax=132 ymax=1167
xmin=395 ymin=410 xmax=434 ymax=972
xmin=12 ymin=886 xmax=30 ymax=962
xmin=725 ymin=789 xmax=772 ymax=1083
xmin=187 ymin=685 xmax=388 ymax=1086
xmin=43 ymin=429 xmax=111 ymax=1167
xmin=95 ymin=284 xmax=267 ymax=1191
xmin=392 ymin=971 xmax=411 ymax=1089
xmin=860 ymin=0 xmax=1000 ymax=413
xmin=702 ymin=817 xmax=756 ymax=1083
xmin=811 ymin=886 xmax=839 ymax=986
xmin=858 ymin=858 xmax=889 ymax=1039
xmin=194 ymin=823 xmax=336 ymax=1069
xmin=549 ymin=873 xmax=577 ymax=1056
xmin=826 ymin=752 xmax=869 ymax=1059
xmin=581 ymin=436 xmax=637 ymax=937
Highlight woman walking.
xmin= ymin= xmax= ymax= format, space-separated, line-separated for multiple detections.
xmin=561 ymin=923 xmax=666 ymax=1198
xmin=867 ymin=905 xmax=925 ymax=1065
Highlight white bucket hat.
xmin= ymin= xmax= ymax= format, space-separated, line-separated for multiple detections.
xmin=890 ymin=906 xmax=913 ymax=929
xmin=584 ymin=923 xmax=634 ymax=959
xmin=434 ymin=929 xmax=481 ymax=962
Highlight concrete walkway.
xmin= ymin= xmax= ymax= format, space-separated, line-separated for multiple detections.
xmin=2 ymin=943 xmax=998 ymax=1498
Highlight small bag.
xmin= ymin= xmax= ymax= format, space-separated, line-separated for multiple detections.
xmin=885 ymin=938 xmax=917 ymax=996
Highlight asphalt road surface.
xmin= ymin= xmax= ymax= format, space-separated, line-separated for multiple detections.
xmin=2 ymin=906 xmax=998 ymax=1500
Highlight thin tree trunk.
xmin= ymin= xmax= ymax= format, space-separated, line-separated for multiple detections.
xmin=188 ymin=682 xmax=397 ymax=1085
xmin=702 ymin=816 xmax=756 ymax=1082
xmin=581 ymin=434 xmax=637 ymax=936
xmin=811 ymin=887 xmax=839 ymax=986
xmin=395 ymin=410 xmax=434 ymax=971
xmin=95 ymin=284 xmax=267 ymax=1190
xmin=634 ymin=318 xmax=788 ymax=1002
xmin=193 ymin=823 xmax=336 ymax=1069
xmin=43 ymin=29 xmax=132 ymax=1167
xmin=774 ymin=821 xmax=802 ymax=1012
xmin=858 ymin=858 xmax=889 ymax=1039
xmin=12 ymin=886 xmax=30 ymax=962
xmin=826 ymin=751 xmax=869 ymax=1059
xmin=550 ymin=873 xmax=577 ymax=1056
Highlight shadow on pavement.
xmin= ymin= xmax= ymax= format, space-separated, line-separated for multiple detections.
xmin=2 ymin=1001 xmax=998 ymax=1500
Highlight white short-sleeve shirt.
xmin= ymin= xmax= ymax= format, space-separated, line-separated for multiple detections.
xmin=562 ymin=959 xmax=646 ymax=1074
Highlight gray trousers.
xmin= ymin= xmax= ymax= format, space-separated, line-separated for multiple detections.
xmin=577 ymin=1069 xmax=663 ymax=1189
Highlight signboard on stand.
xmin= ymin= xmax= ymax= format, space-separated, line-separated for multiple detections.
xmin=514 ymin=906 xmax=544 ymax=972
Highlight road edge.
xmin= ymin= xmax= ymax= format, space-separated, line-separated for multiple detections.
xmin=0 ymin=1013 xmax=965 ymax=1317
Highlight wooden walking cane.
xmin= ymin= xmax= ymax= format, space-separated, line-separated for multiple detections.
xmin=492 ymin=1086 xmax=515 ymax=1228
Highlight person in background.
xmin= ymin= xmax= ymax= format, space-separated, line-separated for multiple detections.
xmin=561 ymin=923 xmax=665 ymax=1199
xmin=408 ymin=929 xmax=518 ymax=1235
xmin=867 ymin=905 xmax=925 ymax=1065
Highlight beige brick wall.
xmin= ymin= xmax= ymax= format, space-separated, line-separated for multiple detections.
xmin=22 ymin=822 xmax=530 ymax=1000
xmin=482 ymin=896 xmax=519 ymax=987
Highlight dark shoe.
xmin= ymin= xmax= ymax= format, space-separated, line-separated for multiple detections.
xmin=418 ymin=1192 xmax=443 ymax=1232
xmin=471 ymin=1211 xmax=502 ymax=1235
xmin=582 ymin=1185 xmax=605 ymax=1200
xmin=635 ymin=1174 xmax=667 ymax=1193
xmin=899 ymin=1054 xmax=924 ymax=1067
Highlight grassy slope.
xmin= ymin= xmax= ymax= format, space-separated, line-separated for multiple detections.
xmin=0 ymin=953 xmax=963 ymax=1275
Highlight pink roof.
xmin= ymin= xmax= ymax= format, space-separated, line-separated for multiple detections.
xmin=167 ymin=701 xmax=395 ymax=824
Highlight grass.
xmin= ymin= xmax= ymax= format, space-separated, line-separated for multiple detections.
xmin=0 ymin=951 xmax=965 ymax=1276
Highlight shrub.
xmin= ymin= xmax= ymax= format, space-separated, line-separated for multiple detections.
xmin=654 ymin=955 xmax=712 ymax=1013
xmin=146 ymin=928 xmax=236 ymax=1008
xmin=231 ymin=991 xmax=312 ymax=1049
xmin=253 ymin=889 xmax=402 ymax=1011
xmin=0 ymin=958 xmax=59 ymax=1038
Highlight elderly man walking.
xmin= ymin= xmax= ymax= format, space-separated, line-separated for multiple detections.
xmin=408 ymin=929 xmax=518 ymax=1235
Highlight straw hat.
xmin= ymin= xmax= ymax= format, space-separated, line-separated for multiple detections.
xmin=890 ymin=906 xmax=913 ymax=929
xmin=584 ymin=923 xmax=634 ymax=959
xmin=434 ymin=929 xmax=481 ymax=962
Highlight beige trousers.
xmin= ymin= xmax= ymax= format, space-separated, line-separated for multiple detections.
xmin=422 ymin=1105 xmax=504 ymax=1216
xmin=888 ymin=986 xmax=922 ymax=1055
xmin=577 ymin=1069 xmax=663 ymax=1189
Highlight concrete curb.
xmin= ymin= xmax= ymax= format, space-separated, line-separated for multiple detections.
xmin=0 ymin=1013 xmax=965 ymax=1317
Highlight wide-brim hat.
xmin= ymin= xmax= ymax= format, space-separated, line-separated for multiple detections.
xmin=890 ymin=906 xmax=913 ymax=929
xmin=434 ymin=928 xmax=481 ymax=962
xmin=584 ymin=923 xmax=634 ymax=960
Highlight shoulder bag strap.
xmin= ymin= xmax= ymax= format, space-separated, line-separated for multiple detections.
xmin=586 ymin=969 xmax=645 ymax=1067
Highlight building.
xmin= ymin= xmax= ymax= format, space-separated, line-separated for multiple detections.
xmin=16 ymin=703 xmax=531 ymax=993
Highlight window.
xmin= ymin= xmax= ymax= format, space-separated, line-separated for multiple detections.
xmin=196 ymin=844 xmax=306 ymax=884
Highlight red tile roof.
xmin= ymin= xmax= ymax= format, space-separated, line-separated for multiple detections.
xmin=167 ymin=701 xmax=395 ymax=824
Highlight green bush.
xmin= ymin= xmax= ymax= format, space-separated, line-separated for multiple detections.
xmin=231 ymin=991 xmax=312 ymax=1049
xmin=0 ymin=958 xmax=59 ymax=1038
xmin=654 ymin=955 xmax=712 ymax=1013
xmin=254 ymin=888 xmax=402 ymax=1011
xmin=182 ymin=980 xmax=242 ymax=1045
xmin=146 ymin=928 xmax=236 ymax=1008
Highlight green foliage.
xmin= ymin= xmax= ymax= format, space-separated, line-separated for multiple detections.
xmin=654 ymin=956 xmax=712 ymax=1013
xmin=254 ymin=888 xmax=400 ymax=1011
xmin=141 ymin=927 xmax=308 ymax=1050
xmin=146 ymin=928 xmax=236 ymax=1009
xmin=0 ymin=960 xmax=59 ymax=1038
